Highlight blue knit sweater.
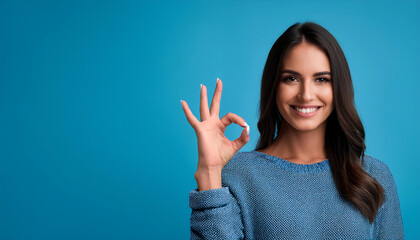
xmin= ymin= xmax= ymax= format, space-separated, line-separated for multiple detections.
xmin=189 ymin=150 xmax=404 ymax=239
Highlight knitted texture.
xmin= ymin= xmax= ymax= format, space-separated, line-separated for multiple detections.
xmin=189 ymin=150 xmax=404 ymax=239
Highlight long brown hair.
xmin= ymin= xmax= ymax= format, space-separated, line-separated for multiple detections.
xmin=255 ymin=22 xmax=384 ymax=223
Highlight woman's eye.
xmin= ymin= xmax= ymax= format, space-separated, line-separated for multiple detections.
xmin=316 ymin=77 xmax=330 ymax=82
xmin=283 ymin=76 xmax=298 ymax=82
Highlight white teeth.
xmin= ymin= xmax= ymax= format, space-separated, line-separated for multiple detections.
xmin=295 ymin=107 xmax=318 ymax=113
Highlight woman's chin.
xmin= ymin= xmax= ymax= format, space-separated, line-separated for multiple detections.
xmin=290 ymin=122 xmax=325 ymax=132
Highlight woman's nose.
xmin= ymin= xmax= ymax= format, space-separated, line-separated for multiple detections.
xmin=298 ymin=81 xmax=314 ymax=101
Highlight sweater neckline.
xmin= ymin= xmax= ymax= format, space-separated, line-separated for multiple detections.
xmin=251 ymin=150 xmax=330 ymax=173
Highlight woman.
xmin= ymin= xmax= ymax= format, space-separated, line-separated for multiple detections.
xmin=181 ymin=22 xmax=404 ymax=239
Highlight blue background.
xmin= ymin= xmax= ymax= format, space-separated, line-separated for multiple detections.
xmin=1 ymin=0 xmax=419 ymax=239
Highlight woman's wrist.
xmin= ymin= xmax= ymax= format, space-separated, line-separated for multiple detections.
xmin=194 ymin=168 xmax=222 ymax=191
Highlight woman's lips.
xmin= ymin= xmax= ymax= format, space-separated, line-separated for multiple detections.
xmin=290 ymin=105 xmax=321 ymax=118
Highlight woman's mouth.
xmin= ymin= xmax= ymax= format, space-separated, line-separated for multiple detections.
xmin=290 ymin=105 xmax=321 ymax=117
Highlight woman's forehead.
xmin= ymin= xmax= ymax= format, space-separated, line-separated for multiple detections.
xmin=282 ymin=42 xmax=330 ymax=74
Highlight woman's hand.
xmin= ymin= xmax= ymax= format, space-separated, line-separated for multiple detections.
xmin=181 ymin=78 xmax=250 ymax=190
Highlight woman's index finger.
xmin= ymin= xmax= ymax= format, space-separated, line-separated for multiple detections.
xmin=210 ymin=78 xmax=223 ymax=117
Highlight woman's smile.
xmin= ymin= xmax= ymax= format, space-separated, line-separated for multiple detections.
xmin=290 ymin=105 xmax=322 ymax=118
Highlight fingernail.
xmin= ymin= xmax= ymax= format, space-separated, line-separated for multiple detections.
xmin=200 ymin=83 xmax=202 ymax=89
xmin=217 ymin=77 xmax=220 ymax=83
xmin=180 ymin=100 xmax=183 ymax=104
xmin=244 ymin=122 xmax=250 ymax=136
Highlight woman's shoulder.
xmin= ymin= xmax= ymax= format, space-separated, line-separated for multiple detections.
xmin=361 ymin=155 xmax=397 ymax=187
xmin=362 ymin=155 xmax=390 ymax=172
xmin=221 ymin=150 xmax=269 ymax=187
xmin=221 ymin=150 xmax=267 ymax=178
xmin=223 ymin=150 xmax=260 ymax=169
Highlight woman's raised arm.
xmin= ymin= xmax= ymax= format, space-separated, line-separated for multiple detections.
xmin=181 ymin=78 xmax=248 ymax=239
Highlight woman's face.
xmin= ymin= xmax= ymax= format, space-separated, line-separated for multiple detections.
xmin=276 ymin=41 xmax=334 ymax=132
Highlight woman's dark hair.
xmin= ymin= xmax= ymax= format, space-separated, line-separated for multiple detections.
xmin=255 ymin=22 xmax=384 ymax=223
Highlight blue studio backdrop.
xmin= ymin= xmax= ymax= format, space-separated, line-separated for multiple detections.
xmin=1 ymin=0 xmax=419 ymax=239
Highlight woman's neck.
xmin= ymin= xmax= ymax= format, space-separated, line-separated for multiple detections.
xmin=266 ymin=121 xmax=328 ymax=164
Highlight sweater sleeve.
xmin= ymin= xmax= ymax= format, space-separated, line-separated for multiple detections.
xmin=372 ymin=163 xmax=404 ymax=239
xmin=189 ymin=187 xmax=244 ymax=240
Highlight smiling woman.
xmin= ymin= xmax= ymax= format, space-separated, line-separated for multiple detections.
xmin=182 ymin=22 xmax=404 ymax=239
xmin=276 ymin=41 xmax=334 ymax=134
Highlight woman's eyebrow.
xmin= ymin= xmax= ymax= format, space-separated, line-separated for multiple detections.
xmin=281 ymin=69 xmax=331 ymax=77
